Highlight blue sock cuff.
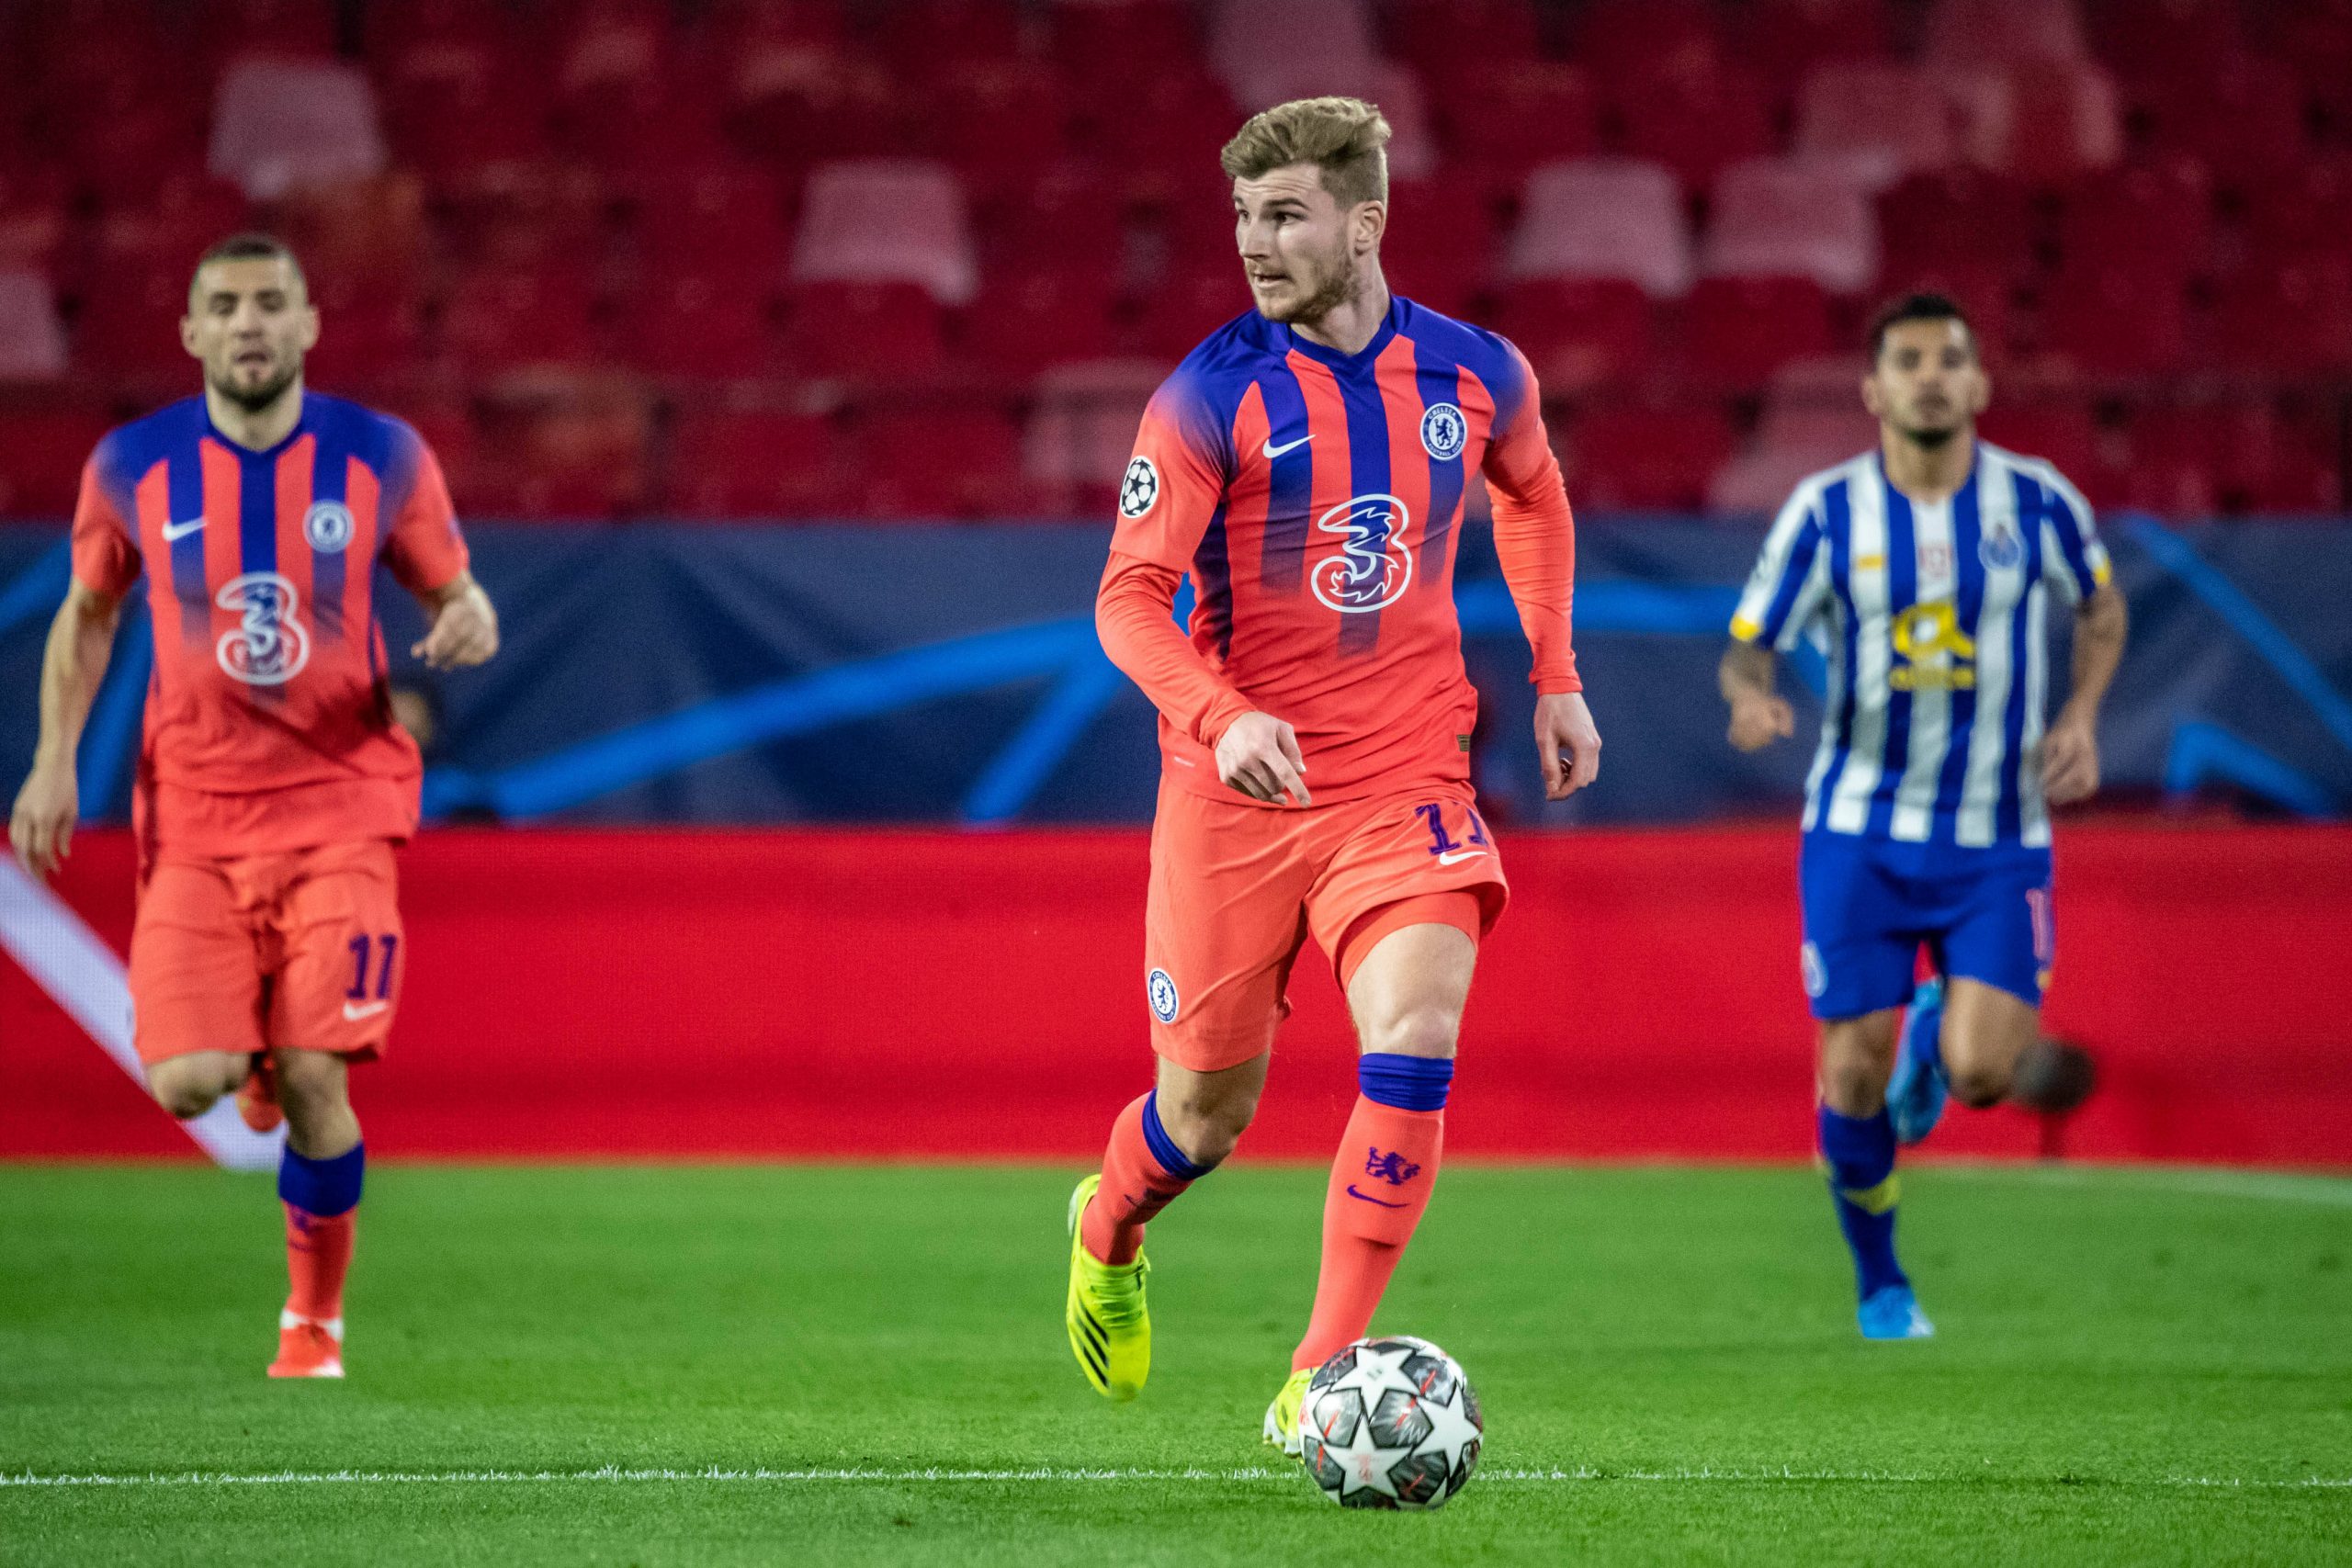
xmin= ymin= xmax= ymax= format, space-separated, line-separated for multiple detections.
xmin=1140 ymin=1093 xmax=1214 ymax=1181
xmin=1817 ymin=1106 xmax=1894 ymax=1186
xmin=278 ymin=1142 xmax=366 ymax=1217
xmin=1359 ymin=1053 xmax=1453 ymax=1111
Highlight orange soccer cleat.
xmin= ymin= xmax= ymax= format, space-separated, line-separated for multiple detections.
xmin=236 ymin=1052 xmax=283 ymax=1134
xmin=266 ymin=1312 xmax=344 ymax=1379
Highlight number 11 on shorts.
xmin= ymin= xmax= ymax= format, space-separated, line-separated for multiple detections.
xmin=345 ymin=933 xmax=398 ymax=1002
xmin=1417 ymin=803 xmax=1490 ymax=859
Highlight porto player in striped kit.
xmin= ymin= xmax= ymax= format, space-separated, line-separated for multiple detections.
xmin=9 ymin=235 xmax=499 ymax=1377
xmin=1061 ymin=98 xmax=1600 ymax=1461
xmin=1720 ymin=294 xmax=2128 ymax=1339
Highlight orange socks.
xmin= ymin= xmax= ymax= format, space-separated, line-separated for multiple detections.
xmin=1081 ymin=1091 xmax=1216 ymax=1265
xmin=1292 ymin=1055 xmax=1452 ymax=1372
xmin=283 ymin=1206 xmax=356 ymax=1322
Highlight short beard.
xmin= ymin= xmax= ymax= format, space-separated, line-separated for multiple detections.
xmin=1898 ymin=423 xmax=1960 ymax=450
xmin=1263 ymin=255 xmax=1359 ymax=328
xmin=209 ymin=362 xmax=299 ymax=414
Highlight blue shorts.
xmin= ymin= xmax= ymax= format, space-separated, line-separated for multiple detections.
xmin=1797 ymin=831 xmax=2053 ymax=1021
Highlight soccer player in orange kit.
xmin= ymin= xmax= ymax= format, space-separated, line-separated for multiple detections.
xmin=1062 ymin=99 xmax=1600 ymax=1450
xmin=9 ymin=234 xmax=498 ymax=1378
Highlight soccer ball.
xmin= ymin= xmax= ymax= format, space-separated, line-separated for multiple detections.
xmin=1297 ymin=1336 xmax=1484 ymax=1510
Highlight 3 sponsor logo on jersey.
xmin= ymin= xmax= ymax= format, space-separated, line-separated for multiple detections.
xmin=1419 ymin=401 xmax=1466 ymax=461
xmin=1310 ymin=493 xmax=1415 ymax=614
xmin=214 ymin=572 xmax=311 ymax=685
xmin=1119 ymin=456 xmax=1160 ymax=518
xmin=304 ymin=501 xmax=355 ymax=553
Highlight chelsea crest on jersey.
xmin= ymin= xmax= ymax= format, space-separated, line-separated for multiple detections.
xmin=1730 ymin=444 xmax=2111 ymax=852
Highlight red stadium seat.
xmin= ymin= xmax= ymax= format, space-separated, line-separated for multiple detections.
xmin=790 ymin=160 xmax=978 ymax=306
xmin=628 ymin=161 xmax=791 ymax=282
xmin=2086 ymin=0 xmax=2245 ymax=77
xmin=0 ymin=273 xmax=70 ymax=382
xmin=978 ymin=168 xmax=1129 ymax=274
xmin=922 ymin=63 xmax=1076 ymax=199
xmin=1977 ymin=399 xmax=2114 ymax=500
xmin=1431 ymin=64 xmax=1600 ymax=187
xmin=438 ymin=265 xmax=602 ymax=372
xmin=876 ymin=0 xmax=1025 ymax=72
xmin=1024 ymin=357 xmax=1169 ymax=517
xmin=2105 ymin=400 xmax=2338 ymax=516
xmin=208 ymin=56 xmax=390 ymax=201
xmin=1380 ymin=176 xmax=1501 ymax=318
xmin=1385 ymin=0 xmax=1539 ymax=87
xmin=1958 ymin=60 xmax=2123 ymax=183
xmin=1131 ymin=265 xmax=1250 ymax=362
xmin=1572 ymin=0 xmax=1724 ymax=83
xmin=725 ymin=45 xmax=910 ymax=168
xmin=0 ymin=165 xmax=72 ymax=277
xmin=1613 ymin=62 xmax=1776 ymax=191
xmin=1709 ymin=400 xmax=1876 ymax=516
xmin=377 ymin=47 xmax=553 ymax=182
xmin=664 ymin=407 xmax=855 ymax=517
xmin=1793 ymin=62 xmax=1962 ymax=190
xmin=1505 ymin=160 xmax=1693 ymax=299
xmin=1736 ymin=0 xmax=1895 ymax=84
xmin=2238 ymin=159 xmax=2352 ymax=269
xmin=301 ymin=272 xmax=425 ymax=389
xmin=1566 ymin=402 xmax=1738 ymax=511
xmin=196 ymin=0 xmax=340 ymax=67
xmin=1923 ymin=0 xmax=2090 ymax=66
xmin=957 ymin=265 xmax=1120 ymax=374
xmin=1679 ymin=276 xmax=1834 ymax=386
xmin=0 ymin=404 xmax=116 ymax=517
xmin=1869 ymin=261 xmax=2017 ymax=364
xmin=784 ymin=280 xmax=946 ymax=378
xmin=1702 ymin=160 xmax=1881 ymax=296
xmin=88 ymin=176 xmax=251 ymax=291
xmin=471 ymin=380 xmax=654 ymax=520
xmin=2128 ymin=57 xmax=2308 ymax=184
xmin=2054 ymin=160 xmax=2211 ymax=280
xmin=628 ymin=273 xmax=781 ymax=381
xmin=2205 ymin=260 xmax=2352 ymax=376
xmin=1491 ymin=278 xmax=1655 ymax=392
xmin=2035 ymin=262 xmax=2189 ymax=375
xmin=849 ymin=407 xmax=1037 ymax=518
xmin=1049 ymin=0 xmax=1205 ymax=116
xmin=1875 ymin=169 xmax=2038 ymax=287
xmin=1207 ymin=0 xmax=1380 ymax=115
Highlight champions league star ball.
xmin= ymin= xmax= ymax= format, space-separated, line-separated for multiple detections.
xmin=1297 ymin=1336 xmax=1485 ymax=1510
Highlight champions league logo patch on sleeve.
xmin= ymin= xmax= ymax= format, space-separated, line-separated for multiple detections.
xmin=1147 ymin=968 xmax=1181 ymax=1023
xmin=303 ymin=501 xmax=355 ymax=553
xmin=1419 ymin=401 xmax=1466 ymax=461
xmin=1119 ymin=457 xmax=1160 ymax=519
xmin=1800 ymin=942 xmax=1827 ymax=999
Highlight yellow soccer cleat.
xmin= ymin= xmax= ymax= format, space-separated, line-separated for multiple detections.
xmin=1066 ymin=1174 xmax=1150 ymax=1401
xmin=1262 ymin=1366 xmax=1314 ymax=1458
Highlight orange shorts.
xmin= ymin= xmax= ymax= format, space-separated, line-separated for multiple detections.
xmin=1143 ymin=777 xmax=1508 ymax=1072
xmin=128 ymin=839 xmax=404 ymax=1066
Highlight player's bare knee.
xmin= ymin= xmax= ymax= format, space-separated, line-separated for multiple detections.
xmin=1356 ymin=1003 xmax=1461 ymax=1061
xmin=1947 ymin=1064 xmax=2010 ymax=1109
xmin=1155 ymin=1083 xmax=1257 ymax=1165
xmin=1816 ymin=1021 xmax=1895 ymax=1116
xmin=146 ymin=1057 xmax=233 ymax=1120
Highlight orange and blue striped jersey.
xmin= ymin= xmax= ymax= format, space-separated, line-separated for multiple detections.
xmin=71 ymin=392 xmax=468 ymax=857
xmin=1104 ymin=297 xmax=1577 ymax=802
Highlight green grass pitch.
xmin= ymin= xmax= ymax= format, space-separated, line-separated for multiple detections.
xmin=3 ymin=1162 xmax=2347 ymax=1566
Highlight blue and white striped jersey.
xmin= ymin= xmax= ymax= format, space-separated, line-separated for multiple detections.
xmin=1730 ymin=443 xmax=2112 ymax=851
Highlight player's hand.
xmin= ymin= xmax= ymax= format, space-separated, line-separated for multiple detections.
xmin=1727 ymin=691 xmax=1795 ymax=752
xmin=1216 ymin=711 xmax=1311 ymax=807
xmin=413 ymin=575 xmax=498 ymax=671
xmin=2042 ymin=710 xmax=2101 ymax=806
xmin=1535 ymin=691 xmax=1600 ymax=800
xmin=9 ymin=761 xmax=78 ymax=881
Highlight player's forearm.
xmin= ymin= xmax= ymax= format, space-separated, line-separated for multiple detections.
xmin=32 ymin=589 xmax=119 ymax=769
xmin=2062 ymin=586 xmax=2128 ymax=720
xmin=1719 ymin=639 xmax=1777 ymax=705
xmin=1095 ymin=557 xmax=1256 ymax=747
xmin=1489 ymin=492 xmax=1579 ymax=692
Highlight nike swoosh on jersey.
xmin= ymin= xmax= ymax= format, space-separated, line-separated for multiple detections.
xmin=1262 ymin=434 xmax=1314 ymax=459
xmin=1345 ymin=1185 xmax=1410 ymax=1208
xmin=342 ymin=1000 xmax=389 ymax=1021
xmin=161 ymin=517 xmax=206 ymax=542
xmin=1436 ymin=849 xmax=1487 ymax=866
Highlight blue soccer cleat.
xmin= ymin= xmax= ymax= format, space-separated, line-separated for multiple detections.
xmin=1858 ymin=1284 xmax=1936 ymax=1341
xmin=1887 ymin=976 xmax=1948 ymax=1146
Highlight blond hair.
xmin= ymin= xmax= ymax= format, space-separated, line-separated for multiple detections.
xmin=1219 ymin=96 xmax=1391 ymax=209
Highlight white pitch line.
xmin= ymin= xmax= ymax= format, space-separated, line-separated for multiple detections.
xmin=1933 ymin=1164 xmax=2352 ymax=1208
xmin=3 ymin=1467 xmax=2345 ymax=1491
